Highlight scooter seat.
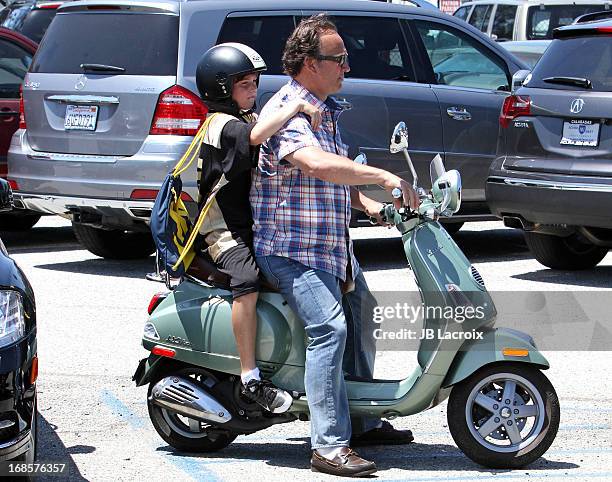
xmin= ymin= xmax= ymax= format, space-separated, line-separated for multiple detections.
xmin=186 ymin=252 xmax=280 ymax=293
xmin=187 ymin=252 xmax=231 ymax=289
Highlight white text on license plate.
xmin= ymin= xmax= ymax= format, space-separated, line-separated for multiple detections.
xmin=560 ymin=119 xmax=599 ymax=147
xmin=64 ymin=105 xmax=98 ymax=131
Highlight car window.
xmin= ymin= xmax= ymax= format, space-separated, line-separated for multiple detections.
xmin=332 ymin=16 xmax=415 ymax=81
xmin=468 ymin=4 xmax=493 ymax=32
xmin=526 ymin=5 xmax=607 ymax=39
xmin=414 ymin=21 xmax=509 ymax=90
xmin=0 ymin=38 xmax=32 ymax=98
xmin=491 ymin=5 xmax=517 ymax=41
xmin=15 ymin=8 xmax=57 ymax=44
xmin=527 ymin=36 xmax=612 ymax=92
xmin=218 ymin=16 xmax=296 ymax=75
xmin=31 ymin=13 xmax=179 ymax=75
xmin=453 ymin=6 xmax=471 ymax=21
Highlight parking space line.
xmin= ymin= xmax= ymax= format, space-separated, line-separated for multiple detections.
xmin=99 ymin=389 xmax=223 ymax=482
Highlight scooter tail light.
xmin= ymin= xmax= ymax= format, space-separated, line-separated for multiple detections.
xmin=152 ymin=346 xmax=176 ymax=358
xmin=147 ymin=292 xmax=168 ymax=315
xmin=502 ymin=348 xmax=529 ymax=357
xmin=500 ymin=95 xmax=531 ymax=128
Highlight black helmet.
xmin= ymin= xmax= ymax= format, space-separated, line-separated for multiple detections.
xmin=196 ymin=43 xmax=267 ymax=105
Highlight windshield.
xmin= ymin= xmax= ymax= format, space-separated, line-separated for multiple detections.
xmin=527 ymin=5 xmax=606 ymax=39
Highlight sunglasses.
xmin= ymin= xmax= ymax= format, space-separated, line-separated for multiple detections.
xmin=315 ymin=53 xmax=349 ymax=68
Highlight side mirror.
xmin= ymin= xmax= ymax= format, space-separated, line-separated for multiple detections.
xmin=0 ymin=179 xmax=13 ymax=213
xmin=354 ymin=153 xmax=367 ymax=165
xmin=390 ymin=121 xmax=408 ymax=154
xmin=512 ymin=69 xmax=531 ymax=92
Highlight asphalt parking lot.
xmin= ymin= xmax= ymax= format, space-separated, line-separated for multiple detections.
xmin=2 ymin=217 xmax=611 ymax=481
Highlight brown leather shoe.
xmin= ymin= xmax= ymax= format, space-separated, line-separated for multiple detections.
xmin=351 ymin=420 xmax=414 ymax=446
xmin=311 ymin=447 xmax=377 ymax=477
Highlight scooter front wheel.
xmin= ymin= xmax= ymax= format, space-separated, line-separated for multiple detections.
xmin=448 ymin=363 xmax=559 ymax=468
xmin=147 ymin=368 xmax=237 ymax=452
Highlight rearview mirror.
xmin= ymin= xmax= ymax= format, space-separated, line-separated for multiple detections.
xmin=0 ymin=179 xmax=13 ymax=213
xmin=390 ymin=122 xmax=408 ymax=154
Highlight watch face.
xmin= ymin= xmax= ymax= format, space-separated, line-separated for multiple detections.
xmin=392 ymin=187 xmax=402 ymax=199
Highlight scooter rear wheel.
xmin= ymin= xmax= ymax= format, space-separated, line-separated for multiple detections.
xmin=448 ymin=362 xmax=559 ymax=468
xmin=147 ymin=368 xmax=237 ymax=452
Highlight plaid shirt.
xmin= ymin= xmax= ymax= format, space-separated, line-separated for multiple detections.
xmin=250 ymin=79 xmax=358 ymax=281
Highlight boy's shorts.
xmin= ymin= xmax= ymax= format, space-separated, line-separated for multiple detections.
xmin=215 ymin=241 xmax=260 ymax=299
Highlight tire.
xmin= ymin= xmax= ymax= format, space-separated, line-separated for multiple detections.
xmin=72 ymin=222 xmax=155 ymax=259
xmin=0 ymin=212 xmax=41 ymax=231
xmin=441 ymin=221 xmax=464 ymax=235
xmin=524 ymin=231 xmax=608 ymax=270
xmin=147 ymin=367 xmax=236 ymax=453
xmin=448 ymin=363 xmax=560 ymax=469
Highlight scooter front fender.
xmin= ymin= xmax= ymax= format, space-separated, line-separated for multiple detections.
xmin=442 ymin=327 xmax=549 ymax=388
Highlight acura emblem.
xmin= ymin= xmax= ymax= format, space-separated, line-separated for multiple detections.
xmin=75 ymin=75 xmax=87 ymax=90
xmin=570 ymin=98 xmax=584 ymax=114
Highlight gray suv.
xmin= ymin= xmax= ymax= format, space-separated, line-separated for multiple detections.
xmin=9 ymin=0 xmax=526 ymax=258
xmin=487 ymin=17 xmax=612 ymax=270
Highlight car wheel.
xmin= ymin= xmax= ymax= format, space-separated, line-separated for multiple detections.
xmin=0 ymin=213 xmax=41 ymax=231
xmin=448 ymin=363 xmax=559 ymax=469
xmin=524 ymin=232 xmax=608 ymax=270
xmin=72 ymin=222 xmax=156 ymax=259
xmin=441 ymin=221 xmax=464 ymax=235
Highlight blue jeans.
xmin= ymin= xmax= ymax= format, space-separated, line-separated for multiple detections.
xmin=257 ymin=255 xmax=379 ymax=449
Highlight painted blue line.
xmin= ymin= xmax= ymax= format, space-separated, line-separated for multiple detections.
xmin=99 ymin=389 xmax=223 ymax=482
xmin=100 ymin=389 xmax=145 ymax=430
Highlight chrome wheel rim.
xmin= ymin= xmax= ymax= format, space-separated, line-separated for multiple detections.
xmin=465 ymin=372 xmax=545 ymax=453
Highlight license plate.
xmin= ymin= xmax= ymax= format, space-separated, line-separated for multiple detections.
xmin=64 ymin=104 xmax=98 ymax=131
xmin=560 ymin=119 xmax=600 ymax=147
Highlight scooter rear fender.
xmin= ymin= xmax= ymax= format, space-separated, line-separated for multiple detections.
xmin=133 ymin=354 xmax=172 ymax=387
xmin=442 ymin=327 xmax=549 ymax=388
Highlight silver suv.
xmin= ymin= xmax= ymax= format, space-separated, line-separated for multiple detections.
xmin=9 ymin=0 xmax=526 ymax=258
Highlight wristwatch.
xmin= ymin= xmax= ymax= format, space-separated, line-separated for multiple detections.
xmin=391 ymin=187 xmax=403 ymax=199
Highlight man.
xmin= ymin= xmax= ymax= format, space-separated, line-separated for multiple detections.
xmin=250 ymin=14 xmax=418 ymax=477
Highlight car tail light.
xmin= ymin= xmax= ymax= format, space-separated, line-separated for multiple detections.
xmin=19 ymin=85 xmax=26 ymax=130
xmin=7 ymin=180 xmax=18 ymax=190
xmin=500 ymin=95 xmax=531 ymax=128
xmin=150 ymin=85 xmax=208 ymax=136
xmin=37 ymin=2 xmax=62 ymax=9
xmin=130 ymin=189 xmax=194 ymax=202
xmin=596 ymin=27 xmax=612 ymax=34
xmin=147 ymin=292 xmax=168 ymax=315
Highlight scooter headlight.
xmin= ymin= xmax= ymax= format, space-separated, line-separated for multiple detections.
xmin=0 ymin=290 xmax=25 ymax=348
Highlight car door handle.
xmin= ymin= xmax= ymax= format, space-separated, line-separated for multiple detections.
xmin=334 ymin=97 xmax=353 ymax=110
xmin=446 ymin=107 xmax=472 ymax=121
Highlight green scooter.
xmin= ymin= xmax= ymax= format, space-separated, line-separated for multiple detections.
xmin=133 ymin=122 xmax=560 ymax=469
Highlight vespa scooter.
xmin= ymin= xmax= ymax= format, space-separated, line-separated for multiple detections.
xmin=133 ymin=122 xmax=559 ymax=469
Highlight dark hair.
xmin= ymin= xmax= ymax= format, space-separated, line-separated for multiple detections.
xmin=282 ymin=13 xmax=337 ymax=77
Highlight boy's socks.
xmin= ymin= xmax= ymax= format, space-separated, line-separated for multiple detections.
xmin=241 ymin=367 xmax=261 ymax=386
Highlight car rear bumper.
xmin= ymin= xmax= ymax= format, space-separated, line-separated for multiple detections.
xmin=8 ymin=129 xmax=198 ymax=228
xmin=486 ymin=174 xmax=612 ymax=229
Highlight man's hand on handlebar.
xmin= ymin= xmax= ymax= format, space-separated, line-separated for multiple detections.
xmin=383 ymin=174 xmax=419 ymax=211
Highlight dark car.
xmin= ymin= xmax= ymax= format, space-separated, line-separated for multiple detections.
xmin=0 ymin=27 xmax=38 ymax=230
xmin=0 ymin=0 xmax=65 ymax=44
xmin=0 ymin=178 xmax=38 ymax=461
xmin=486 ymin=18 xmax=612 ymax=269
